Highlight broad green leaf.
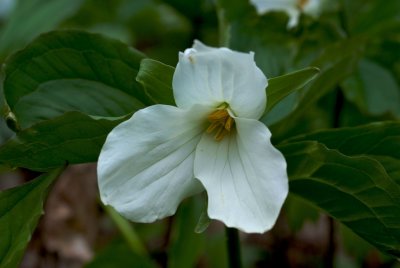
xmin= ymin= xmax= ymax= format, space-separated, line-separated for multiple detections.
xmin=162 ymin=0 xmax=203 ymax=19
xmin=0 ymin=112 xmax=127 ymax=171
xmin=295 ymin=38 xmax=363 ymax=113
xmin=265 ymin=67 xmax=320 ymax=114
xmin=369 ymin=40 xmax=400 ymax=80
xmin=215 ymin=0 xmax=251 ymax=24
xmin=340 ymin=224 xmax=381 ymax=263
xmin=286 ymin=121 xmax=400 ymax=184
xmin=0 ymin=115 xmax=13 ymax=145
xmin=0 ymin=168 xmax=63 ymax=268
xmin=343 ymin=0 xmax=400 ymax=36
xmin=342 ymin=59 xmax=400 ymax=117
xmin=136 ymin=59 xmax=175 ymax=105
xmin=286 ymin=121 xmax=400 ymax=157
xmin=229 ymin=22 xmax=295 ymax=77
xmin=270 ymin=38 xmax=363 ymax=130
xmin=2 ymin=30 xmax=149 ymax=130
xmin=0 ymin=0 xmax=84 ymax=59
xmin=218 ymin=0 xmax=299 ymax=77
xmin=279 ymin=141 xmax=400 ymax=258
xmin=217 ymin=0 xmax=296 ymax=75
xmin=85 ymin=238 xmax=157 ymax=268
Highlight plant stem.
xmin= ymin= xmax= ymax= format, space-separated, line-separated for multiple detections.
xmin=215 ymin=0 xmax=230 ymax=46
xmin=324 ymin=88 xmax=344 ymax=268
xmin=225 ymin=227 xmax=242 ymax=268
xmin=104 ymin=204 xmax=148 ymax=257
xmin=324 ymin=3 xmax=349 ymax=264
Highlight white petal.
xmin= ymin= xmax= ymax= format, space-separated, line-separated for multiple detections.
xmin=286 ymin=8 xmax=301 ymax=29
xmin=98 ymin=104 xmax=211 ymax=223
xmin=194 ymin=118 xmax=288 ymax=233
xmin=173 ymin=41 xmax=267 ymax=119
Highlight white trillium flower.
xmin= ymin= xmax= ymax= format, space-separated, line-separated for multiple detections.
xmin=250 ymin=0 xmax=322 ymax=28
xmin=97 ymin=41 xmax=288 ymax=233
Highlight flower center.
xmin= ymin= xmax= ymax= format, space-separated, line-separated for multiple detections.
xmin=297 ymin=0 xmax=309 ymax=10
xmin=206 ymin=108 xmax=235 ymax=142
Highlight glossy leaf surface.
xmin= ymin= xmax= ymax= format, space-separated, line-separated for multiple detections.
xmin=0 ymin=168 xmax=63 ymax=267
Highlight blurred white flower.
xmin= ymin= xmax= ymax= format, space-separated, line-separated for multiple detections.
xmin=0 ymin=0 xmax=15 ymax=19
xmin=250 ymin=0 xmax=322 ymax=28
xmin=97 ymin=41 xmax=288 ymax=233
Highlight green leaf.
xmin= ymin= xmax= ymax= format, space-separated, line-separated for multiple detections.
xmin=136 ymin=59 xmax=175 ymax=105
xmin=269 ymin=38 xmax=363 ymax=129
xmin=0 ymin=112 xmax=127 ymax=171
xmin=0 ymin=168 xmax=63 ymax=268
xmin=0 ymin=0 xmax=84 ymax=59
xmin=286 ymin=121 xmax=400 ymax=157
xmin=295 ymin=38 xmax=363 ymax=113
xmin=286 ymin=121 xmax=400 ymax=184
xmin=217 ymin=0 xmax=296 ymax=75
xmin=279 ymin=141 xmax=400 ymax=258
xmin=265 ymin=67 xmax=320 ymax=114
xmin=340 ymin=224 xmax=380 ymax=263
xmin=342 ymin=59 xmax=400 ymax=117
xmin=229 ymin=22 xmax=295 ymax=78
xmin=215 ymin=0 xmax=252 ymax=23
xmin=343 ymin=0 xmax=400 ymax=36
xmin=2 ymin=30 xmax=149 ymax=130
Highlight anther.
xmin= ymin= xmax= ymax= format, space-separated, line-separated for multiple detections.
xmin=215 ymin=126 xmax=228 ymax=142
xmin=206 ymin=122 xmax=220 ymax=133
xmin=208 ymin=109 xmax=229 ymax=121
xmin=224 ymin=117 xmax=234 ymax=131
xmin=206 ymin=107 xmax=235 ymax=142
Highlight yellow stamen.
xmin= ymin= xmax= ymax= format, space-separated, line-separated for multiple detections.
xmin=208 ymin=109 xmax=229 ymax=121
xmin=206 ymin=121 xmax=220 ymax=133
xmin=224 ymin=116 xmax=234 ymax=131
xmin=206 ymin=107 xmax=235 ymax=141
xmin=215 ymin=127 xmax=228 ymax=142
